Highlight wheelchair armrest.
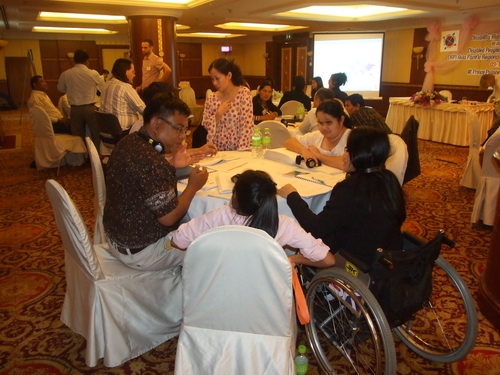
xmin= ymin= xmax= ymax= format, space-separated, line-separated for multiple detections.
xmin=337 ymin=250 xmax=371 ymax=273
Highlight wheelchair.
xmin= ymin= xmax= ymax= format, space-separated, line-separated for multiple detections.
xmin=298 ymin=230 xmax=478 ymax=375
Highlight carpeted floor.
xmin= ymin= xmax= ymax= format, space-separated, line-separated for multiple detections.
xmin=0 ymin=108 xmax=499 ymax=374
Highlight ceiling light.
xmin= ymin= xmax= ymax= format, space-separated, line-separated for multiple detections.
xmin=277 ymin=5 xmax=425 ymax=21
xmin=215 ymin=22 xmax=307 ymax=32
xmin=176 ymin=24 xmax=190 ymax=30
xmin=49 ymin=0 xmax=211 ymax=9
xmin=32 ymin=26 xmax=118 ymax=34
xmin=39 ymin=11 xmax=127 ymax=23
xmin=177 ymin=32 xmax=245 ymax=38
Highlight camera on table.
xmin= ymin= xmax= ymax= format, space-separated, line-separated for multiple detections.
xmin=295 ymin=155 xmax=322 ymax=168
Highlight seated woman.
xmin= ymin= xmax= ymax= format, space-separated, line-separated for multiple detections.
xmin=278 ymin=75 xmax=312 ymax=112
xmin=252 ymin=80 xmax=282 ymax=123
xmin=278 ymin=127 xmax=406 ymax=266
xmin=299 ymin=88 xmax=335 ymax=134
xmin=285 ymin=99 xmax=351 ymax=170
xmin=328 ymin=72 xmax=348 ymax=104
xmin=172 ymin=170 xmax=335 ymax=269
xmin=310 ymin=76 xmax=324 ymax=99
xmin=100 ymin=58 xmax=146 ymax=131
xmin=201 ymin=58 xmax=254 ymax=151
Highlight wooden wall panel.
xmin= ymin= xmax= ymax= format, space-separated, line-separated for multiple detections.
xmin=281 ymin=47 xmax=292 ymax=92
xmin=296 ymin=46 xmax=307 ymax=80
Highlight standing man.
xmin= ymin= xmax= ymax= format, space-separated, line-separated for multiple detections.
xmin=57 ymin=49 xmax=105 ymax=149
xmin=28 ymin=75 xmax=71 ymax=134
xmin=135 ymin=39 xmax=172 ymax=94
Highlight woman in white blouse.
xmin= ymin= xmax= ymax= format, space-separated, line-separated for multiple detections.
xmin=285 ymin=99 xmax=352 ymax=170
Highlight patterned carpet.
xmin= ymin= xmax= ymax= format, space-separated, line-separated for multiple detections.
xmin=0 ymin=108 xmax=499 ymax=374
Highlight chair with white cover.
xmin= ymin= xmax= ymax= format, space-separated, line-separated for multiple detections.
xmin=205 ymin=89 xmax=214 ymax=100
xmin=179 ymin=85 xmax=197 ymax=107
xmin=29 ymin=105 xmax=87 ymax=173
xmin=256 ymin=120 xmax=291 ymax=149
xmin=85 ymin=137 xmax=106 ymax=245
xmin=460 ymin=115 xmax=482 ymax=189
xmin=174 ymin=225 xmax=296 ymax=375
xmin=386 ymin=133 xmax=409 ymax=186
xmin=471 ymin=128 xmax=500 ymax=226
xmin=280 ymin=100 xmax=302 ymax=116
xmin=45 ymin=179 xmax=182 ymax=367
xmin=439 ymin=90 xmax=453 ymax=102
xmin=250 ymin=89 xmax=257 ymax=97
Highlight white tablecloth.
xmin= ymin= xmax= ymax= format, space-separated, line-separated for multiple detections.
xmin=385 ymin=98 xmax=494 ymax=146
xmin=178 ymin=151 xmax=345 ymax=219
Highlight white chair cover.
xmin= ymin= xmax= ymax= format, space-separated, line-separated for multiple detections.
xmin=179 ymin=86 xmax=196 ymax=107
xmin=174 ymin=225 xmax=296 ymax=375
xmin=85 ymin=137 xmax=106 ymax=245
xmin=460 ymin=115 xmax=482 ymax=189
xmin=250 ymin=89 xmax=257 ymax=97
xmin=205 ymin=89 xmax=214 ymax=100
xmin=257 ymin=120 xmax=291 ymax=149
xmin=386 ymin=133 xmax=409 ymax=186
xmin=29 ymin=105 xmax=87 ymax=169
xmin=45 ymin=179 xmax=182 ymax=367
xmin=471 ymin=128 xmax=500 ymax=225
xmin=280 ymin=100 xmax=302 ymax=116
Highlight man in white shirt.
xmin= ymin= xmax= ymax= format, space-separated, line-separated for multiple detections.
xmin=28 ymin=75 xmax=71 ymax=134
xmin=58 ymin=49 xmax=105 ymax=149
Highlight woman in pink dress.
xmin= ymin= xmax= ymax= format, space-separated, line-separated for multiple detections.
xmin=202 ymin=58 xmax=254 ymax=151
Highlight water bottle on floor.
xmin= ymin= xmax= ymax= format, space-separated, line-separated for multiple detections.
xmin=295 ymin=344 xmax=308 ymax=375
xmin=251 ymin=126 xmax=263 ymax=158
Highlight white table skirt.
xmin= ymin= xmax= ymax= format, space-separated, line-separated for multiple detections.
xmin=385 ymin=98 xmax=494 ymax=146
xmin=178 ymin=151 xmax=345 ymax=220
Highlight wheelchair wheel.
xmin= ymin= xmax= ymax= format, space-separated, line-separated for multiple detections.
xmin=305 ymin=267 xmax=396 ymax=375
xmin=394 ymin=256 xmax=478 ymax=363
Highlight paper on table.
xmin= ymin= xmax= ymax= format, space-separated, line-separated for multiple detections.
xmin=178 ymin=170 xmax=218 ymax=190
xmin=216 ymin=171 xmax=235 ymax=194
xmin=264 ymin=148 xmax=343 ymax=174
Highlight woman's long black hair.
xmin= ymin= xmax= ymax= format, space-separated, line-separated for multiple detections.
xmin=232 ymin=170 xmax=279 ymax=238
xmin=346 ymin=127 xmax=406 ymax=225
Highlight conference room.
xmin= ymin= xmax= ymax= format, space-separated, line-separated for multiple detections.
xmin=1 ymin=0 xmax=500 ymax=374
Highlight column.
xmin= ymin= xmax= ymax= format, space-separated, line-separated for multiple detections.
xmin=127 ymin=13 xmax=181 ymax=90
xmin=478 ymin=148 xmax=500 ymax=329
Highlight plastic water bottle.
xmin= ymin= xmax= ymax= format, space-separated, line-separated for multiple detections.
xmin=262 ymin=127 xmax=272 ymax=151
xmin=295 ymin=345 xmax=309 ymax=375
xmin=251 ymin=126 xmax=263 ymax=158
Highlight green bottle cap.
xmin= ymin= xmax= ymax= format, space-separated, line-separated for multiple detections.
xmin=298 ymin=344 xmax=307 ymax=354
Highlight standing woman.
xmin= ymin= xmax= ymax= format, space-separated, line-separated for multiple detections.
xmin=201 ymin=58 xmax=254 ymax=151
xmin=252 ymin=80 xmax=282 ymax=123
xmin=310 ymin=76 xmax=324 ymax=99
xmin=328 ymin=72 xmax=348 ymax=104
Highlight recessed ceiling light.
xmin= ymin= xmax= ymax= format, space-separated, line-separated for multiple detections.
xmin=215 ymin=22 xmax=307 ymax=32
xmin=32 ymin=26 xmax=118 ymax=34
xmin=177 ymin=32 xmax=245 ymax=38
xmin=39 ymin=11 xmax=127 ymax=23
xmin=277 ymin=5 xmax=425 ymax=21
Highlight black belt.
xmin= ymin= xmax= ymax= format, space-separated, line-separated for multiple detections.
xmin=70 ymin=103 xmax=95 ymax=107
xmin=110 ymin=239 xmax=146 ymax=255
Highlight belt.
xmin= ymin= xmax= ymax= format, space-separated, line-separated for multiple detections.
xmin=109 ymin=239 xmax=145 ymax=255
xmin=70 ymin=103 xmax=95 ymax=107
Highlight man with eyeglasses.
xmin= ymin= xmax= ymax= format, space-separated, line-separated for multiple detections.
xmin=103 ymin=96 xmax=209 ymax=270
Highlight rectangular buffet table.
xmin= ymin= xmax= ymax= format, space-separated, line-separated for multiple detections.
xmin=385 ymin=97 xmax=494 ymax=146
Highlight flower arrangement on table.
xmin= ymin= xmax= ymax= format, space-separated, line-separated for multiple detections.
xmin=410 ymin=90 xmax=448 ymax=106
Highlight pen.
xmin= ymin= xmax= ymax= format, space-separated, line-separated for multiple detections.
xmin=311 ymin=176 xmax=326 ymax=185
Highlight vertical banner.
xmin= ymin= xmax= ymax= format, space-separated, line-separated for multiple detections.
xmin=441 ymin=30 xmax=460 ymax=52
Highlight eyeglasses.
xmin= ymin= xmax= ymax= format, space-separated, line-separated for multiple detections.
xmin=157 ymin=117 xmax=190 ymax=135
